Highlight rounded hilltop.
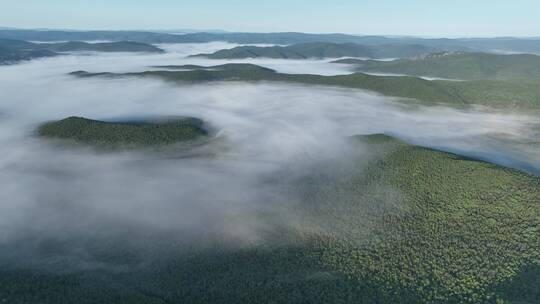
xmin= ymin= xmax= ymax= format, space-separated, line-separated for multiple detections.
xmin=37 ymin=116 xmax=209 ymax=148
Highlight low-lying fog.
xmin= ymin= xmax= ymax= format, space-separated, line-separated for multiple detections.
xmin=0 ymin=44 xmax=539 ymax=270
xmin=5 ymin=42 xmax=357 ymax=76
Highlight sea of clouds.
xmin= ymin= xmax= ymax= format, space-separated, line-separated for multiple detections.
xmin=0 ymin=43 xmax=538 ymax=270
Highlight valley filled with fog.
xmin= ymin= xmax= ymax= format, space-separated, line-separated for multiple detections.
xmin=1 ymin=39 xmax=539 ymax=304
xmin=3 ymin=0 xmax=540 ymax=301
xmin=1 ymin=42 xmax=357 ymax=75
xmin=1 ymin=43 xmax=539 ymax=254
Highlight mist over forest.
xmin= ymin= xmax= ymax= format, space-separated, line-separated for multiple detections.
xmin=1 ymin=28 xmax=539 ymax=304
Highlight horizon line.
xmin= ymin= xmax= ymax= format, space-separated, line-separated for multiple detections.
xmin=1 ymin=26 xmax=539 ymax=40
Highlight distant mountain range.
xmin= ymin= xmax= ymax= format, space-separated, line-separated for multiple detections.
xmin=0 ymin=39 xmax=162 ymax=64
xmin=1 ymin=29 xmax=540 ymax=54
xmin=191 ymin=42 xmax=467 ymax=59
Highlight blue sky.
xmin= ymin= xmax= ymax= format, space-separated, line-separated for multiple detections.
xmin=1 ymin=0 xmax=539 ymax=37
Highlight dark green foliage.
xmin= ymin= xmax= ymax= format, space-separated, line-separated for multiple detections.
xmin=316 ymin=135 xmax=540 ymax=303
xmin=0 ymin=248 xmax=385 ymax=304
xmin=491 ymin=263 xmax=540 ymax=304
xmin=37 ymin=116 xmax=208 ymax=147
xmin=334 ymin=52 xmax=540 ymax=80
xmin=72 ymin=64 xmax=540 ymax=109
xmin=192 ymin=42 xmax=442 ymax=59
xmin=1 ymin=135 xmax=539 ymax=303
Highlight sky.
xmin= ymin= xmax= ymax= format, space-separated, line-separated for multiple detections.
xmin=1 ymin=0 xmax=539 ymax=37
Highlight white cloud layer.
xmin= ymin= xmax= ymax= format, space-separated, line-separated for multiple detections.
xmin=0 ymin=44 xmax=539 ymax=269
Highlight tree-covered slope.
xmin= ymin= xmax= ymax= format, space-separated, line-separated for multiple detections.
xmin=316 ymin=134 xmax=540 ymax=303
xmin=333 ymin=52 xmax=540 ymax=80
xmin=0 ymin=39 xmax=163 ymax=64
xmin=1 ymin=135 xmax=538 ymax=303
xmin=192 ymin=42 xmax=443 ymax=59
xmin=72 ymin=64 xmax=540 ymax=110
xmin=37 ymin=116 xmax=208 ymax=147
xmin=36 ymin=41 xmax=164 ymax=53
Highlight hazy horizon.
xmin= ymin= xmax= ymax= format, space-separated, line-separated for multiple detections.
xmin=2 ymin=26 xmax=540 ymax=40
xmin=1 ymin=0 xmax=539 ymax=37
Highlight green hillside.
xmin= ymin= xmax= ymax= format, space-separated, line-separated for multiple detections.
xmin=152 ymin=63 xmax=277 ymax=72
xmin=1 ymin=135 xmax=538 ymax=303
xmin=38 ymin=41 xmax=164 ymax=53
xmin=72 ymin=64 xmax=540 ymax=110
xmin=333 ymin=52 xmax=540 ymax=80
xmin=192 ymin=42 xmax=442 ymax=59
xmin=37 ymin=116 xmax=208 ymax=147
xmin=0 ymin=39 xmax=163 ymax=64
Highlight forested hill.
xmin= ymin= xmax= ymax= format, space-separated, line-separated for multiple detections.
xmin=333 ymin=52 xmax=540 ymax=80
xmin=191 ymin=42 xmax=455 ymax=59
xmin=0 ymin=39 xmax=163 ymax=64
xmin=37 ymin=116 xmax=208 ymax=147
xmin=2 ymin=134 xmax=538 ymax=303
xmin=71 ymin=63 xmax=540 ymax=110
